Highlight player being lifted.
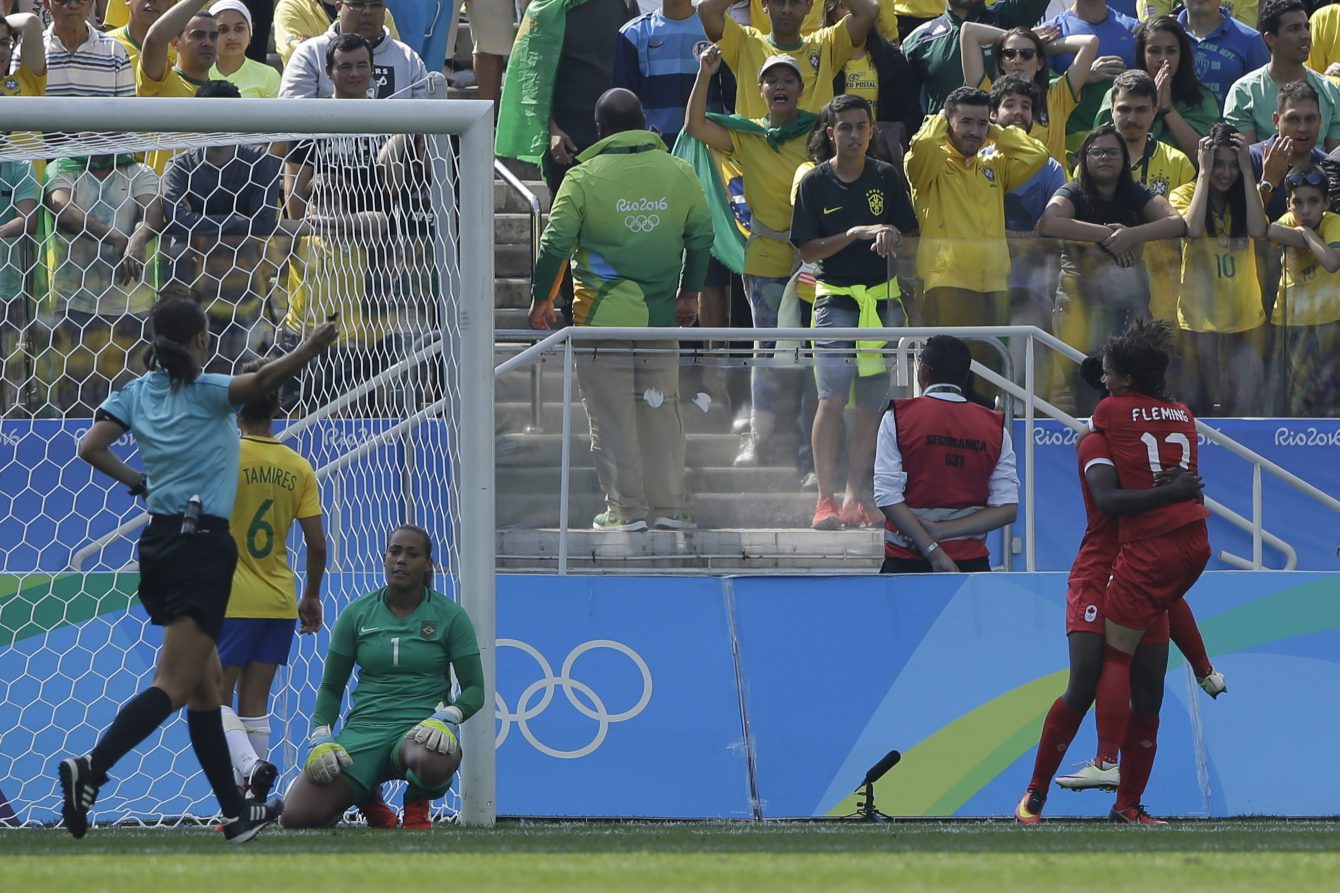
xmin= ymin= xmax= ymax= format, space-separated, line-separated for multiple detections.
xmin=60 ymin=298 xmax=337 ymax=843
xmin=1085 ymin=320 xmax=1214 ymax=825
xmin=1014 ymin=355 xmax=1224 ymax=824
xmin=281 ymin=525 xmax=485 ymax=830
xmin=216 ymin=360 xmax=326 ymax=803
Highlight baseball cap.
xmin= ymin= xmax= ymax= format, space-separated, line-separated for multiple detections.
xmin=758 ymin=54 xmax=803 ymax=81
xmin=209 ymin=0 xmax=253 ymax=27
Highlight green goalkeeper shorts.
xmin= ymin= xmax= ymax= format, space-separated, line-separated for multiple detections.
xmin=333 ymin=722 xmax=457 ymax=800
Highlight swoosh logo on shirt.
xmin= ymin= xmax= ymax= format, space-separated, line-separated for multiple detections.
xmin=359 ymin=626 xmax=382 ymax=634
xmin=823 ymin=206 xmax=842 ymax=214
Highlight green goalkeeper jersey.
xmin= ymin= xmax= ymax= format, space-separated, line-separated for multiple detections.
xmin=317 ymin=587 xmax=483 ymax=732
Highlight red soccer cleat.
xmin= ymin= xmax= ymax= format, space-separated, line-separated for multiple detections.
xmin=401 ymin=798 xmax=432 ymax=830
xmin=1109 ymin=804 xmax=1168 ymax=826
xmin=357 ymin=788 xmax=399 ymax=829
xmin=1014 ymin=789 xmax=1045 ymax=825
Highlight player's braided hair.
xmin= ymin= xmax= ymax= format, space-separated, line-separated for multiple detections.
xmin=143 ymin=298 xmax=207 ymax=389
xmin=391 ymin=523 xmax=435 ymax=590
xmin=1102 ymin=318 xmax=1174 ymax=401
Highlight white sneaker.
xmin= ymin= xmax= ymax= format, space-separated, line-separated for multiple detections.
xmin=1198 ymin=671 xmax=1227 ymax=699
xmin=1056 ymin=760 xmax=1119 ymax=791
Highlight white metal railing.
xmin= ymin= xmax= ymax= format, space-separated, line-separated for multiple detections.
xmin=494 ymin=325 xmax=1340 ymax=574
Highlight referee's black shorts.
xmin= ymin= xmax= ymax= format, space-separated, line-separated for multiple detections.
xmin=137 ymin=514 xmax=237 ymax=641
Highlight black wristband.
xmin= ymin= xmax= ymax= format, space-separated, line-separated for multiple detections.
xmin=128 ymin=476 xmax=148 ymax=498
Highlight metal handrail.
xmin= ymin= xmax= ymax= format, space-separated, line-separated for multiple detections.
xmin=493 ymin=159 xmax=541 ymax=281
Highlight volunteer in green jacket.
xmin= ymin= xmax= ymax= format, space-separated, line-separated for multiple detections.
xmin=530 ymin=88 xmax=713 ymax=533
xmin=791 ymin=93 xmax=917 ymax=532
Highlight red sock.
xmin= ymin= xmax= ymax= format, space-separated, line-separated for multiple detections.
xmin=1094 ymin=644 xmax=1134 ymax=766
xmin=1115 ymin=712 xmax=1160 ymax=812
xmin=1168 ymin=598 xmax=1213 ymax=678
xmin=1028 ymin=697 xmax=1087 ymax=791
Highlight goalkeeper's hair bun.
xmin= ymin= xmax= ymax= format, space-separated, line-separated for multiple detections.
xmin=144 ymin=299 xmax=207 ymax=388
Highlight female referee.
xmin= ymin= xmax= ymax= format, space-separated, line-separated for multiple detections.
xmin=59 ymin=298 xmax=337 ymax=844
xmin=281 ymin=525 xmax=485 ymax=830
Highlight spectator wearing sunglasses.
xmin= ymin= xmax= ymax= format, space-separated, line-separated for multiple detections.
xmin=1265 ymin=166 xmax=1340 ymax=416
xmin=961 ymin=23 xmax=1100 ymax=164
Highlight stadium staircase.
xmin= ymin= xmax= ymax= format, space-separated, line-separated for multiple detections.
xmin=488 ymin=167 xmax=883 ymax=571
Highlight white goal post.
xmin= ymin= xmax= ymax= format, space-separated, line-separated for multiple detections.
xmin=0 ymin=95 xmax=496 ymax=827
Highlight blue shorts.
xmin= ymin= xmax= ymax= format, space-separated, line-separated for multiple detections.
xmin=813 ymin=296 xmax=903 ymax=407
xmin=217 ymin=617 xmax=295 ymax=668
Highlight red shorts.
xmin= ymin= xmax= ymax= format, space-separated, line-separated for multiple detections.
xmin=1065 ymin=578 xmax=1170 ymax=644
xmin=1104 ymin=522 xmax=1211 ymax=631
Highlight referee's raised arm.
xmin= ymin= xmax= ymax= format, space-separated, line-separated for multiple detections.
xmin=228 ymin=319 xmax=340 ymax=406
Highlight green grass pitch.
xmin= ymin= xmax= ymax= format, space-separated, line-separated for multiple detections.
xmin=2 ymin=820 xmax=1337 ymax=892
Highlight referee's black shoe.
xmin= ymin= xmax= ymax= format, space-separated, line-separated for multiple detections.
xmin=245 ymin=760 xmax=279 ymax=801
xmin=57 ymin=755 xmax=106 ymax=839
xmin=222 ymin=797 xmax=284 ymax=844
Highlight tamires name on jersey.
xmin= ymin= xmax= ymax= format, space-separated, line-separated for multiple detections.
xmin=242 ymin=465 xmax=301 ymax=492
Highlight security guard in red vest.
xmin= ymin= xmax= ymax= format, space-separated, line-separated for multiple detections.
xmin=873 ymin=335 xmax=1019 ymax=573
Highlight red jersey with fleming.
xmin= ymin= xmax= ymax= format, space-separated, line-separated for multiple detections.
xmin=884 ymin=395 xmax=1005 ymax=561
xmin=1090 ymin=393 xmax=1211 ymax=542
xmin=1069 ymin=432 xmax=1119 ymax=594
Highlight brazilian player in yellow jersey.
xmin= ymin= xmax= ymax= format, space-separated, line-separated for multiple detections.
xmin=282 ymin=525 xmax=485 ymax=830
xmin=216 ymin=360 xmax=326 ymax=803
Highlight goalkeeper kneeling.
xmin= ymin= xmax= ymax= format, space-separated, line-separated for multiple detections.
xmin=282 ymin=525 xmax=485 ymax=830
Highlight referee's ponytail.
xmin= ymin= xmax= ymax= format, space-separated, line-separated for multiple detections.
xmin=143 ymin=299 xmax=208 ymax=388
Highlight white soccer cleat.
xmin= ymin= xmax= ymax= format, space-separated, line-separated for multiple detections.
xmin=1198 ymin=671 xmax=1227 ymax=699
xmin=1056 ymin=760 xmax=1120 ymax=791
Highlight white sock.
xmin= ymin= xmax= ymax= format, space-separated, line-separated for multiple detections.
xmin=241 ymin=715 xmax=271 ymax=765
xmin=221 ymin=706 xmax=259 ymax=783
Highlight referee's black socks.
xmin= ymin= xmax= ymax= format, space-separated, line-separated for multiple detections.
xmin=187 ymin=707 xmax=246 ymax=818
xmin=89 ymin=686 xmax=174 ymax=777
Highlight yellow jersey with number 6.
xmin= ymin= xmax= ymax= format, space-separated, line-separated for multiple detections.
xmin=228 ymin=435 xmax=322 ymax=619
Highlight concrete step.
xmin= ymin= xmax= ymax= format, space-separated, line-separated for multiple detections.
xmin=495 ymin=358 xmax=751 ymax=403
xmin=496 ymin=527 xmax=883 ymax=571
xmin=496 ymin=398 xmax=732 ymax=435
xmin=497 ymin=431 xmax=777 ymax=470
xmin=498 ymin=158 xmax=542 ymax=181
xmin=495 ymin=179 xmax=550 ymax=214
xmin=494 ymin=212 xmax=537 ymax=246
xmin=496 ymin=464 xmax=809 ymax=497
xmin=493 ymin=279 xmax=532 ymax=310
xmin=496 ymin=490 xmax=831 ymax=531
xmin=495 ymin=243 xmax=534 ymax=278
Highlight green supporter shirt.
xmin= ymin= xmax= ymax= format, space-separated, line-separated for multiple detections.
xmin=904 ymin=0 xmax=1052 ymax=113
xmin=0 ymin=160 xmax=37 ymax=301
xmin=533 ymin=129 xmax=714 ymax=326
xmin=314 ymin=587 xmax=484 ymax=732
xmin=789 ymin=159 xmax=918 ymax=287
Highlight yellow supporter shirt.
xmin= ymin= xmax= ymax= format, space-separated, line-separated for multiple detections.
xmin=1 ymin=67 xmax=45 ymax=97
xmin=718 ymin=15 xmax=856 ymax=119
xmin=1274 ymin=210 xmax=1340 ymax=326
xmin=842 ymin=51 xmax=879 ymax=107
xmin=729 ymin=121 xmax=809 ymax=277
xmin=228 ymin=435 xmax=322 ymax=619
xmin=1129 ymin=137 xmax=1195 ymax=323
xmin=905 ymin=112 xmax=1050 ymax=292
xmin=1168 ymin=182 xmax=1265 ymax=334
xmin=894 ymin=0 xmax=947 ymax=22
xmin=1310 ymin=4 xmax=1340 ymax=85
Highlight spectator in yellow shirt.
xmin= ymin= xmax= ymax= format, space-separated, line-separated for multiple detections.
xmin=1 ymin=12 xmax=47 ymax=96
xmin=698 ymin=0 xmax=880 ymax=119
xmin=139 ymin=0 xmax=217 ymax=173
xmin=904 ymin=85 xmax=1049 ymax=385
xmin=1169 ymin=124 xmax=1268 ymax=415
xmin=107 ymin=0 xmax=177 ymax=72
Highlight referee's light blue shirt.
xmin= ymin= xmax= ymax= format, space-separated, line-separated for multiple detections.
xmin=99 ymin=370 xmax=241 ymax=518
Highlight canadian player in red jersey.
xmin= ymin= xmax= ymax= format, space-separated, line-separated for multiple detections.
xmin=1087 ymin=320 xmax=1213 ymax=825
xmin=1013 ymin=426 xmax=1220 ymax=824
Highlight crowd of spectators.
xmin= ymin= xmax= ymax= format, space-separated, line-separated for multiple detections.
xmin=0 ymin=0 xmax=513 ymax=417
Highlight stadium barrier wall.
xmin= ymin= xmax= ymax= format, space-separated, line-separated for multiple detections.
xmin=3 ymin=418 xmax=1339 ymax=574
xmin=1 ymin=569 xmax=1336 ymax=822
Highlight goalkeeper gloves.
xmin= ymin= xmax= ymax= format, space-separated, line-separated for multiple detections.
xmin=304 ymin=725 xmax=352 ymax=784
xmin=406 ymin=704 xmax=462 ymax=755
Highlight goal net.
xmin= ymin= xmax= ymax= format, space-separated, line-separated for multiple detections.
xmin=0 ymin=94 xmax=496 ymax=828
